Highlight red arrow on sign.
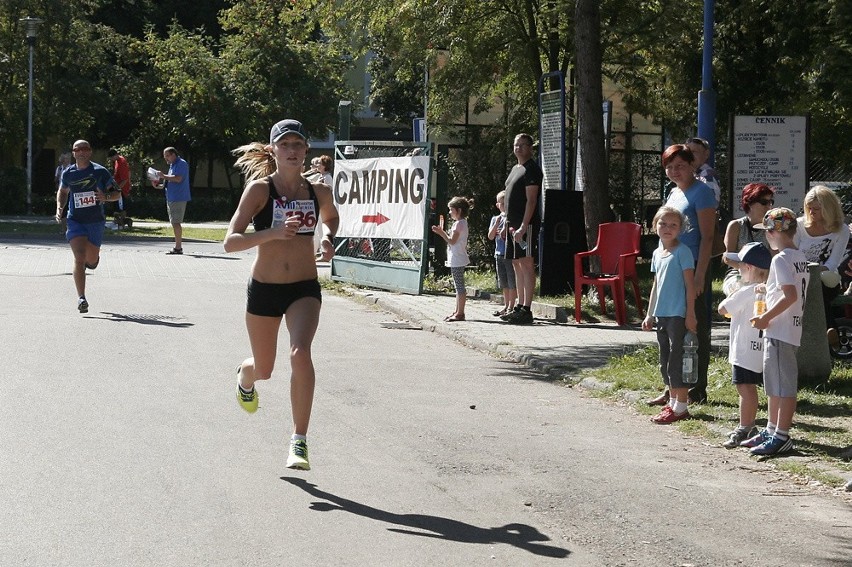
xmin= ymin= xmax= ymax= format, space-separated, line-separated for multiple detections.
xmin=362 ymin=213 xmax=390 ymax=226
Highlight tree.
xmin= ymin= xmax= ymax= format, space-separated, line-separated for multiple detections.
xmin=218 ymin=0 xmax=352 ymax=147
xmin=612 ymin=0 xmax=852 ymax=170
xmin=575 ymin=0 xmax=611 ymax=245
xmin=0 ymin=0 xmax=356 ymax=195
xmin=0 ymin=1 xmax=118 ymax=167
xmin=313 ymin=0 xmax=681 ymax=246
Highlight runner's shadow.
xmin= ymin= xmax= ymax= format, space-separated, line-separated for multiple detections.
xmin=281 ymin=477 xmax=570 ymax=558
xmin=98 ymin=312 xmax=194 ymax=328
xmin=185 ymin=254 xmax=241 ymax=260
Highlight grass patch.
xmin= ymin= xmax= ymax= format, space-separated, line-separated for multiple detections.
xmin=0 ymin=221 xmax=69 ymax=236
xmin=774 ymin=462 xmax=847 ymax=488
xmin=0 ymin=220 xmax=227 ymax=242
xmin=117 ymin=224 xmax=227 ymax=241
xmin=584 ymin=343 xmax=852 ymax=485
xmin=319 ymin=275 xmax=354 ymax=296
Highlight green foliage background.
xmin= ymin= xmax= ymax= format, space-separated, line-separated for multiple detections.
xmin=2 ymin=0 xmax=851 ymax=235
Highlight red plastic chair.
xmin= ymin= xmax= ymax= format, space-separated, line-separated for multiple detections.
xmin=574 ymin=222 xmax=644 ymax=326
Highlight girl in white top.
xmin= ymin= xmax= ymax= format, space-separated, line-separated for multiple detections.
xmin=432 ymin=196 xmax=473 ymax=322
xmin=794 ymin=185 xmax=850 ymax=336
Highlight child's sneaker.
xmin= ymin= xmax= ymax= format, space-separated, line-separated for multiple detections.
xmin=723 ymin=426 xmax=759 ymax=448
xmin=750 ymin=435 xmax=793 ymax=456
xmin=286 ymin=439 xmax=310 ymax=470
xmin=739 ymin=428 xmax=771 ymax=448
xmin=651 ymin=406 xmax=690 ymax=424
xmin=77 ymin=297 xmax=89 ymax=313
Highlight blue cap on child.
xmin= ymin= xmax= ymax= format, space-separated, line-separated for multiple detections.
xmin=724 ymin=241 xmax=772 ymax=270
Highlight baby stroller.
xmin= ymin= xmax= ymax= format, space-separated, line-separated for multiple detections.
xmin=113 ymin=195 xmax=133 ymax=229
xmin=830 ymin=245 xmax=852 ymax=359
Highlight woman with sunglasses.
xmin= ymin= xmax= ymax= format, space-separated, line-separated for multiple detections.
xmin=721 ymin=183 xmax=776 ymax=295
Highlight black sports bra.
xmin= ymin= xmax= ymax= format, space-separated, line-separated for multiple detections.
xmin=252 ymin=176 xmax=319 ymax=235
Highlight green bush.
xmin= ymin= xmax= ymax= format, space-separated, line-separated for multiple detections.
xmin=129 ymin=187 xmax=239 ymax=222
xmin=13 ymin=183 xmax=239 ymax=222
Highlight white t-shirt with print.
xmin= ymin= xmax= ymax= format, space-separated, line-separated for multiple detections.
xmin=765 ymin=247 xmax=810 ymax=346
xmin=718 ymin=283 xmax=764 ymax=373
xmin=794 ymin=221 xmax=850 ymax=272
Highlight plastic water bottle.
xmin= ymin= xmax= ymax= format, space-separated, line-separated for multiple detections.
xmin=510 ymin=227 xmax=527 ymax=250
xmin=753 ymin=289 xmax=767 ymax=317
xmin=682 ymin=332 xmax=698 ymax=384
xmin=754 ymin=288 xmax=767 ymax=338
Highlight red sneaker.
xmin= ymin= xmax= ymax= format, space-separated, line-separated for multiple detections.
xmin=651 ymin=406 xmax=690 ymax=424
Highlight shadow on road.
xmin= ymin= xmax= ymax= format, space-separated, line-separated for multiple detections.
xmin=281 ymin=477 xmax=570 ymax=559
xmin=97 ymin=312 xmax=194 ymax=328
xmin=184 ymin=254 xmax=241 ymax=261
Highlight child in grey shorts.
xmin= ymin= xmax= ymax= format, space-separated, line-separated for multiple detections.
xmin=488 ymin=190 xmax=516 ymax=316
xmin=746 ymin=208 xmax=810 ymax=456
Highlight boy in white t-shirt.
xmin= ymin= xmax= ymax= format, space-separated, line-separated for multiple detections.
xmin=746 ymin=208 xmax=810 ymax=456
xmin=718 ymin=242 xmax=772 ymax=448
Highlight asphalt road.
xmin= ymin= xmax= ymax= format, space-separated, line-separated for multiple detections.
xmin=1 ymin=239 xmax=850 ymax=566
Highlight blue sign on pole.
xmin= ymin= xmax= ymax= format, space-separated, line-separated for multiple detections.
xmin=413 ymin=118 xmax=426 ymax=142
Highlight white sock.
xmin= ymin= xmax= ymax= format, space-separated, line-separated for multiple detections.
xmin=766 ymin=422 xmax=777 ymax=435
xmin=291 ymin=434 xmax=306 ymax=442
xmin=672 ymin=400 xmax=688 ymax=414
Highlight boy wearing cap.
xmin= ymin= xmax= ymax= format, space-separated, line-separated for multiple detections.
xmin=718 ymin=242 xmax=772 ymax=448
xmin=746 ymin=208 xmax=810 ymax=455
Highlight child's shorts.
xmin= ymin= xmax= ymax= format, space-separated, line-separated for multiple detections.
xmin=495 ymin=257 xmax=516 ymax=290
xmin=763 ymin=337 xmax=798 ymax=397
xmin=732 ymin=364 xmax=763 ymax=386
xmin=450 ymin=266 xmax=466 ymax=294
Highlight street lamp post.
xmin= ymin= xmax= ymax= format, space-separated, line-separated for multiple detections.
xmin=20 ymin=16 xmax=43 ymax=215
xmin=696 ymin=0 xmax=716 ymax=166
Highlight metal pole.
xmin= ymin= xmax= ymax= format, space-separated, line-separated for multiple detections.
xmin=337 ymin=100 xmax=351 ymax=140
xmin=26 ymin=36 xmax=34 ymax=214
xmin=423 ymin=57 xmax=428 ymax=142
xmin=697 ymin=0 xmax=716 ymax=166
xmin=20 ymin=17 xmax=42 ymax=215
